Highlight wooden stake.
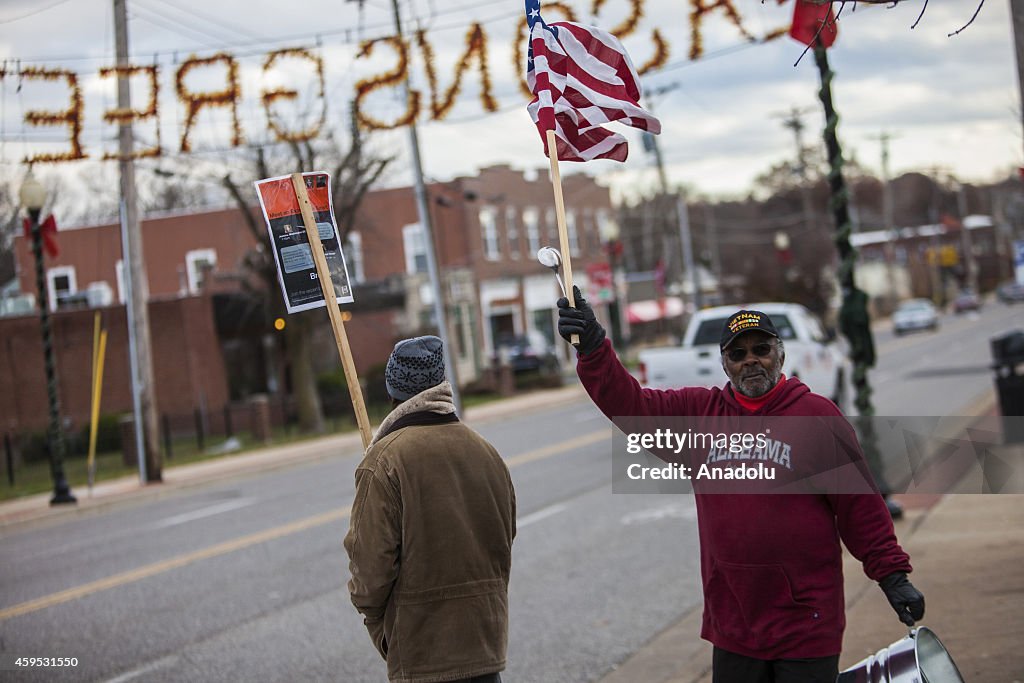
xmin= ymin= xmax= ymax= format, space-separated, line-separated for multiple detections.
xmin=290 ymin=173 xmax=373 ymax=450
xmin=545 ymin=130 xmax=580 ymax=346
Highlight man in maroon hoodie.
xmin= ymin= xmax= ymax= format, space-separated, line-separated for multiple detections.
xmin=557 ymin=289 xmax=924 ymax=683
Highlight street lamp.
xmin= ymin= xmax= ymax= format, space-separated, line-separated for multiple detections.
xmin=774 ymin=231 xmax=793 ymax=302
xmin=19 ymin=171 xmax=76 ymax=505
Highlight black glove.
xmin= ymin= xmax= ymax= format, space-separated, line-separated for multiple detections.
xmin=879 ymin=572 xmax=925 ymax=626
xmin=557 ymin=286 xmax=606 ymax=355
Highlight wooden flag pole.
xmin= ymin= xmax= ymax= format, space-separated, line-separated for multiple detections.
xmin=545 ymin=130 xmax=580 ymax=346
xmin=290 ymin=173 xmax=373 ymax=450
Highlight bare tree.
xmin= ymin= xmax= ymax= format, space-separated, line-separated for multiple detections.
xmin=221 ymin=112 xmax=392 ymax=434
xmin=0 ymin=172 xmax=22 ymax=287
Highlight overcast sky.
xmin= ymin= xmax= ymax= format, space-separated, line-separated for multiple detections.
xmin=0 ymin=0 xmax=1019 ymax=208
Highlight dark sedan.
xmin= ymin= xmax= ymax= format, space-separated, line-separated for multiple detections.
xmin=494 ymin=332 xmax=560 ymax=374
xmin=952 ymin=290 xmax=982 ymax=314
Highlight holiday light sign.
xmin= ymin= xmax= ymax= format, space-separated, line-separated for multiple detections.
xmin=2 ymin=0 xmax=788 ymax=164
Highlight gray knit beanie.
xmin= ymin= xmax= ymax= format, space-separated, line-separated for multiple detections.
xmin=385 ymin=335 xmax=445 ymax=400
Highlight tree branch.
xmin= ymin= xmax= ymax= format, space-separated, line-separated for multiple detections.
xmin=948 ymin=0 xmax=984 ymax=36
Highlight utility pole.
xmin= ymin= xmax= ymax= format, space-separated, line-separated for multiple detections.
xmin=114 ymin=0 xmax=161 ymax=482
xmin=870 ymin=131 xmax=900 ymax=308
xmin=954 ymin=177 xmax=978 ymax=295
xmin=1013 ymin=0 xmax=1024 ymax=160
xmin=775 ymin=106 xmax=814 ymax=181
xmin=702 ymin=202 xmax=722 ymax=299
xmin=644 ymin=83 xmax=702 ymax=310
xmin=775 ymin=106 xmax=817 ymax=238
xmin=387 ymin=0 xmax=462 ymax=415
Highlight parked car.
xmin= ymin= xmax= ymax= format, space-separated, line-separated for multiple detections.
xmin=951 ymin=289 xmax=982 ymax=314
xmin=997 ymin=281 xmax=1024 ymax=304
xmin=892 ymin=299 xmax=939 ymax=335
xmin=494 ymin=331 xmax=560 ymax=374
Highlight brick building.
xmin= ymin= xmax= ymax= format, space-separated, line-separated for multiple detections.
xmin=4 ymin=165 xmax=614 ymax=434
xmin=849 ymin=214 xmax=1007 ymax=311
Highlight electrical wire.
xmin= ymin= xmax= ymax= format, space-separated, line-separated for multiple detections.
xmin=0 ymin=0 xmax=76 ymax=25
xmin=131 ymin=1 xmax=240 ymax=50
xmin=146 ymin=0 xmax=270 ymax=43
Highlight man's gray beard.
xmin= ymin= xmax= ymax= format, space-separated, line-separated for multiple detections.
xmin=734 ymin=367 xmax=782 ymax=398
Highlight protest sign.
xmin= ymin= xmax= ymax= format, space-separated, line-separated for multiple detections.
xmin=254 ymin=171 xmax=354 ymax=314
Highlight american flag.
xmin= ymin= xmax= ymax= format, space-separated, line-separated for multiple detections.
xmin=525 ymin=0 xmax=661 ymax=162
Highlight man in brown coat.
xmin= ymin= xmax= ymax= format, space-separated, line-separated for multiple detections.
xmin=344 ymin=336 xmax=516 ymax=683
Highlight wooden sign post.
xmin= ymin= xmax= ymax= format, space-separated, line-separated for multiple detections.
xmin=289 ymin=173 xmax=373 ymax=449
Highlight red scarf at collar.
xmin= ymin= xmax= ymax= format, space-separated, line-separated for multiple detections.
xmin=732 ymin=374 xmax=787 ymax=412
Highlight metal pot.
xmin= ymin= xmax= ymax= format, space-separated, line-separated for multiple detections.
xmin=838 ymin=627 xmax=966 ymax=682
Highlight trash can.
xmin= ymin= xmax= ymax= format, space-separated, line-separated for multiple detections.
xmin=990 ymin=329 xmax=1024 ymax=444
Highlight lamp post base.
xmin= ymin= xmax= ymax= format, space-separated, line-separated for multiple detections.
xmin=50 ymin=477 xmax=77 ymax=506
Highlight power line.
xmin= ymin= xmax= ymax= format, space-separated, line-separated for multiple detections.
xmin=146 ymin=0 xmax=270 ymax=43
xmin=0 ymin=0 xmax=76 ymax=25
xmin=130 ymin=3 xmax=229 ymax=51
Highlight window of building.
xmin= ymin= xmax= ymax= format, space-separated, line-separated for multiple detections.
xmin=544 ymin=207 xmax=556 ymax=244
xmin=186 ymin=248 xmax=217 ymax=294
xmin=452 ymin=304 xmax=469 ymax=359
xmin=115 ymin=260 xmax=126 ymax=304
xmin=532 ymin=308 xmax=555 ymax=347
xmin=480 ymin=206 xmax=500 ymax=261
xmin=402 ymin=223 xmax=428 ymax=274
xmin=566 ymin=210 xmax=580 ymax=256
xmin=523 ymin=207 xmax=541 ymax=255
xmin=46 ymin=266 xmax=76 ymax=311
xmin=345 ymin=231 xmax=365 ymax=283
xmin=505 ymin=206 xmax=521 ymax=259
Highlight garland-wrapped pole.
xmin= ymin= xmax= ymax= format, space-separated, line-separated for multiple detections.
xmin=813 ymin=43 xmax=890 ymax=499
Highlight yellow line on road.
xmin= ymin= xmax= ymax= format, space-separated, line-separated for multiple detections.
xmin=0 ymin=429 xmax=610 ymax=622
xmin=0 ymin=507 xmax=351 ymax=622
xmin=505 ymin=429 xmax=610 ymax=467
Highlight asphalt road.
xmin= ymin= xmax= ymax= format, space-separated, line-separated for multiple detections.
xmin=0 ymin=300 xmax=1018 ymax=682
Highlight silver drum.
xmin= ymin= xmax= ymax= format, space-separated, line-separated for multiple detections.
xmin=838 ymin=627 xmax=966 ymax=682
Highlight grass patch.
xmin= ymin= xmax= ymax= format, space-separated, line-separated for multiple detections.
xmin=1 ymin=423 xmax=347 ymax=503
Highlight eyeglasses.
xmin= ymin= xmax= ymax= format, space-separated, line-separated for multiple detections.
xmin=724 ymin=342 xmax=775 ymax=363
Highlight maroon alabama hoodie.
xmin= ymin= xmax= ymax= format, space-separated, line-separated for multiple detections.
xmin=577 ymin=338 xmax=911 ymax=660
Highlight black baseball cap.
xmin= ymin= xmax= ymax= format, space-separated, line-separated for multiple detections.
xmin=719 ymin=310 xmax=780 ymax=350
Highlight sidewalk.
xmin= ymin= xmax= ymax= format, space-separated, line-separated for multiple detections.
xmin=599 ymin=443 xmax=1024 ymax=682
xmin=0 ymin=383 xmax=587 ymax=530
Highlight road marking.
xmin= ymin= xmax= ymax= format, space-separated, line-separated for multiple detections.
xmin=505 ymin=429 xmax=610 ymax=468
xmin=102 ymin=655 xmax=179 ymax=683
xmin=0 ymin=429 xmax=609 ymax=622
xmin=621 ymin=501 xmax=697 ymax=526
xmin=153 ymin=498 xmax=256 ymax=529
xmin=518 ymin=502 xmax=569 ymax=528
xmin=0 ymin=506 xmax=350 ymax=622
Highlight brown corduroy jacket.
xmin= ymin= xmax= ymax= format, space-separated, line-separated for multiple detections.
xmin=344 ymin=383 xmax=516 ymax=683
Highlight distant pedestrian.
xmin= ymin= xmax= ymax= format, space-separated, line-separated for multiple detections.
xmin=557 ymin=290 xmax=924 ymax=683
xmin=344 ymin=336 xmax=516 ymax=683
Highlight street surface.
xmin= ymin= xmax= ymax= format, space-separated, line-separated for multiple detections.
xmin=0 ymin=301 xmax=1018 ymax=682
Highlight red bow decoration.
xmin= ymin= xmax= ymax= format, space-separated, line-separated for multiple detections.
xmin=23 ymin=214 xmax=60 ymax=259
xmin=789 ymin=0 xmax=838 ymax=48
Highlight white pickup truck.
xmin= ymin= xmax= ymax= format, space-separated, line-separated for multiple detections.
xmin=637 ymin=302 xmax=851 ymax=410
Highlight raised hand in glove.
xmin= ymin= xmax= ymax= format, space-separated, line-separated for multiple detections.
xmin=879 ymin=572 xmax=925 ymax=626
xmin=557 ymin=286 xmax=606 ymax=355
